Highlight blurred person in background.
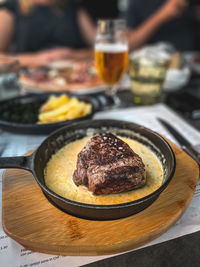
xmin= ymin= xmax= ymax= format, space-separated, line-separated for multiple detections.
xmin=0 ymin=0 xmax=96 ymax=67
xmin=125 ymin=0 xmax=200 ymax=52
xmin=78 ymin=0 xmax=119 ymax=22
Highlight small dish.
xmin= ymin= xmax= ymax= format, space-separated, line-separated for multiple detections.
xmin=163 ymin=67 xmax=191 ymax=92
xmin=0 ymin=93 xmax=98 ymax=135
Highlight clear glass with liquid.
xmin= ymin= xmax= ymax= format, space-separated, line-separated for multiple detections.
xmin=129 ymin=56 xmax=169 ymax=105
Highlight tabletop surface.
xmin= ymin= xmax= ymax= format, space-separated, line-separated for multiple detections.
xmin=0 ymin=75 xmax=200 ymax=267
xmin=88 ymin=88 xmax=200 ymax=267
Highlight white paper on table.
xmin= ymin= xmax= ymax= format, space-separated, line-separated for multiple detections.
xmin=0 ymin=103 xmax=200 ymax=267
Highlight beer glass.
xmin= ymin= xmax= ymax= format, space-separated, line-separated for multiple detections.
xmin=95 ymin=19 xmax=128 ymax=107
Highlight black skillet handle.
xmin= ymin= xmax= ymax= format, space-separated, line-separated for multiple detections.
xmin=0 ymin=155 xmax=33 ymax=171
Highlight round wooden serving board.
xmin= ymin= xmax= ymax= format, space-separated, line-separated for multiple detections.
xmin=2 ymin=141 xmax=199 ymax=256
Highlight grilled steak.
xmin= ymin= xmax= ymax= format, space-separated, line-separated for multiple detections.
xmin=73 ymin=133 xmax=146 ymax=195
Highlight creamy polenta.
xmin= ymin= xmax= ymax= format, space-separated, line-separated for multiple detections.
xmin=44 ymin=136 xmax=163 ymax=205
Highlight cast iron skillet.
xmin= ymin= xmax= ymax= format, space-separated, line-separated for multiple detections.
xmin=0 ymin=93 xmax=99 ymax=135
xmin=0 ymin=120 xmax=176 ymax=220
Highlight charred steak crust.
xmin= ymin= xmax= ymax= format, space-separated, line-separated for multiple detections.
xmin=73 ymin=133 xmax=146 ymax=195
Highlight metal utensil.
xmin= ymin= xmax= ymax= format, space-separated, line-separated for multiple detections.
xmin=158 ymin=118 xmax=200 ymax=165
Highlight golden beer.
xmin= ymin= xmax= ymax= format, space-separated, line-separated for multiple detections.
xmin=95 ymin=44 xmax=128 ymax=85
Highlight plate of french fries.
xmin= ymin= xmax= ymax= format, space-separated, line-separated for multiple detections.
xmin=0 ymin=93 xmax=96 ymax=135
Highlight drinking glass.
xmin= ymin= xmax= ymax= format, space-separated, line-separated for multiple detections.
xmin=0 ymin=57 xmax=20 ymax=100
xmin=95 ymin=19 xmax=128 ymax=107
xmin=129 ymin=54 xmax=169 ymax=105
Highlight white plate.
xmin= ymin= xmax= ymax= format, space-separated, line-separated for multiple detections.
xmin=186 ymin=53 xmax=200 ymax=74
xmin=21 ymin=84 xmax=106 ymax=95
xmin=163 ymin=67 xmax=191 ymax=92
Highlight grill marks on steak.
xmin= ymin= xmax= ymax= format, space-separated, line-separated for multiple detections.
xmin=73 ymin=133 xmax=146 ymax=195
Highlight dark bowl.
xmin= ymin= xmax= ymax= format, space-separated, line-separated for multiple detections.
xmin=0 ymin=93 xmax=99 ymax=135
xmin=0 ymin=120 xmax=176 ymax=220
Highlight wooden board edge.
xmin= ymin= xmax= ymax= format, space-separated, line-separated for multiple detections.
xmin=1 ymin=141 xmax=199 ymax=256
xmin=2 ymin=181 xmax=197 ymax=256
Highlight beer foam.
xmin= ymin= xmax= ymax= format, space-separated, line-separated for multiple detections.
xmin=95 ymin=43 xmax=128 ymax=53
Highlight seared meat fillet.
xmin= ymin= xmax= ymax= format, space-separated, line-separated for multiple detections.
xmin=73 ymin=133 xmax=146 ymax=195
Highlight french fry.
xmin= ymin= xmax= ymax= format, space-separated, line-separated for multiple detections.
xmin=82 ymin=103 xmax=92 ymax=116
xmin=40 ymin=94 xmax=70 ymax=113
xmin=39 ymin=98 xmax=77 ymax=122
xmin=38 ymin=95 xmax=92 ymax=124
xmin=66 ymin=102 xmax=86 ymax=120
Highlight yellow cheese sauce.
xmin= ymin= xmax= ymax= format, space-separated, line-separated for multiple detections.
xmin=44 ymin=136 xmax=163 ymax=205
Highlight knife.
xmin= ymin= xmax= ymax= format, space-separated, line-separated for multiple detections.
xmin=157 ymin=118 xmax=200 ymax=165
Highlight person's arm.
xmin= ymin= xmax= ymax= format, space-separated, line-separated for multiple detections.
xmin=128 ymin=0 xmax=188 ymax=51
xmin=0 ymin=9 xmax=14 ymax=52
xmin=0 ymin=48 xmax=76 ymax=68
xmin=14 ymin=48 xmax=77 ymax=68
xmin=77 ymin=8 xmax=96 ymax=46
xmin=16 ymin=47 xmax=94 ymax=67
